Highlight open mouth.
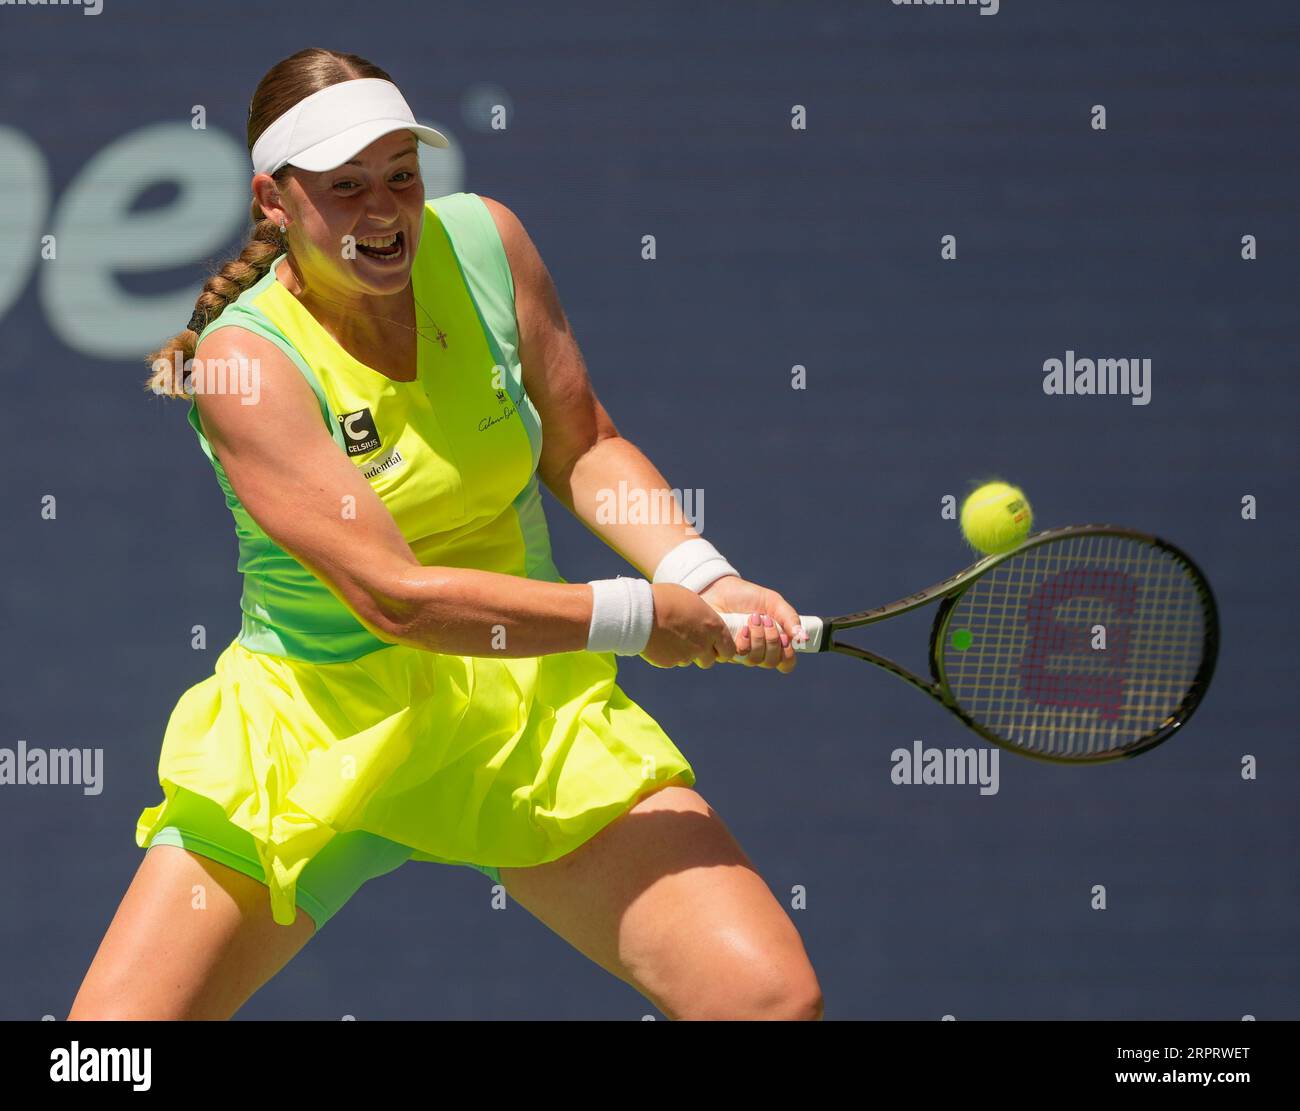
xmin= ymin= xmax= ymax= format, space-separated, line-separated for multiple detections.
xmin=357 ymin=231 xmax=405 ymax=261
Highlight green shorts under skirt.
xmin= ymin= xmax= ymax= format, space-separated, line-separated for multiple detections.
xmin=145 ymin=785 xmax=500 ymax=931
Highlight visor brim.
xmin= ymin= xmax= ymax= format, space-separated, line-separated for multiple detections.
xmin=286 ymin=120 xmax=449 ymax=173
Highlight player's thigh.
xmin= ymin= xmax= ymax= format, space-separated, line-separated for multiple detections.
xmin=498 ymin=782 xmax=822 ymax=1020
xmin=68 ymin=844 xmax=316 ymax=1020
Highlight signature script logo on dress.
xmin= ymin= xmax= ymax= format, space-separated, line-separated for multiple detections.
xmin=478 ymin=385 xmax=526 ymax=433
xmin=338 ymin=408 xmax=382 ymax=455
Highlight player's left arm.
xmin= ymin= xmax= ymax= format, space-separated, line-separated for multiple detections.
xmin=482 ymin=194 xmax=699 ymax=578
xmin=481 ymin=195 xmax=799 ymax=668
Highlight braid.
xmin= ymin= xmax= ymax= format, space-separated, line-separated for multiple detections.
xmin=143 ymin=202 xmax=285 ymax=398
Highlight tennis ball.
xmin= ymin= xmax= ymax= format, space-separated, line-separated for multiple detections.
xmin=960 ymin=482 xmax=1033 ymax=555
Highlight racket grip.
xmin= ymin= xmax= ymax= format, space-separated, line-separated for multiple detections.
xmin=720 ymin=613 xmax=825 ymax=652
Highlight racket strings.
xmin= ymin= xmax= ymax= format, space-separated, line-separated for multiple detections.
xmin=939 ymin=534 xmax=1211 ymax=758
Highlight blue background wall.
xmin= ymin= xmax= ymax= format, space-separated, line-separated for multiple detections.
xmin=1 ymin=0 xmax=1296 ymax=1019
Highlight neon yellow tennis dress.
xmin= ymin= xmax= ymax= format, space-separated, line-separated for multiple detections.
xmin=136 ymin=192 xmax=695 ymax=926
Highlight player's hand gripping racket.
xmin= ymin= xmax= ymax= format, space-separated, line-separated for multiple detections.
xmin=720 ymin=525 xmax=1218 ymax=763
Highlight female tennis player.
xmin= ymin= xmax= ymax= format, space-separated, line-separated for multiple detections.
xmin=68 ymin=48 xmax=822 ymax=1021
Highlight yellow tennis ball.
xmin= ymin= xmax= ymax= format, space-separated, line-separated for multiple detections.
xmin=960 ymin=482 xmax=1033 ymax=555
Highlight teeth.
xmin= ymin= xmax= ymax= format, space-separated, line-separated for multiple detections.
xmin=358 ymin=234 xmax=399 ymax=248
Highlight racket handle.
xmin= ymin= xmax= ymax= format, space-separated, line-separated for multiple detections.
xmin=720 ymin=613 xmax=825 ymax=652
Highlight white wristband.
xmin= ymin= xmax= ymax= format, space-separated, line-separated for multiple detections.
xmin=587 ymin=577 xmax=655 ymax=655
xmin=652 ymin=538 xmax=739 ymax=594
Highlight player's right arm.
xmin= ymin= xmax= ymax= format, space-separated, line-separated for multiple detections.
xmin=190 ymin=327 xmax=724 ymax=664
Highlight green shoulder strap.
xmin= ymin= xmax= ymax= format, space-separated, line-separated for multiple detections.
xmin=186 ymin=259 xmax=347 ymax=453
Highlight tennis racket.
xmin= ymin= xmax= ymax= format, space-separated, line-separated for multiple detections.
xmin=720 ymin=525 xmax=1219 ymax=763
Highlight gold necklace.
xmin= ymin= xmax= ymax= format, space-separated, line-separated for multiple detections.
xmin=301 ymin=288 xmax=449 ymax=350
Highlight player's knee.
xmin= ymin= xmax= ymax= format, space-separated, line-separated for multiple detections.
xmin=800 ymin=983 xmax=826 ymax=1021
xmin=677 ymin=958 xmax=823 ymax=1021
xmin=760 ymin=974 xmax=824 ymax=1021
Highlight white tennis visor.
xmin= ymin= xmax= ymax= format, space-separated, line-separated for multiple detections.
xmin=250 ymin=78 xmax=449 ymax=177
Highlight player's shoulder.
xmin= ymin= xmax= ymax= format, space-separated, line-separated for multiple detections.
xmin=424 ymin=190 xmax=514 ymax=226
xmin=468 ymin=193 xmax=548 ymax=303
xmin=190 ymin=318 xmax=312 ymax=426
xmin=424 ymin=191 xmax=526 ymax=272
xmin=474 ymin=193 xmax=528 ymax=256
xmin=194 ymin=317 xmax=291 ymax=369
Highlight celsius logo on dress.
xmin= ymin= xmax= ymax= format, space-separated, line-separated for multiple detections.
xmin=338 ymin=408 xmax=382 ymax=455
